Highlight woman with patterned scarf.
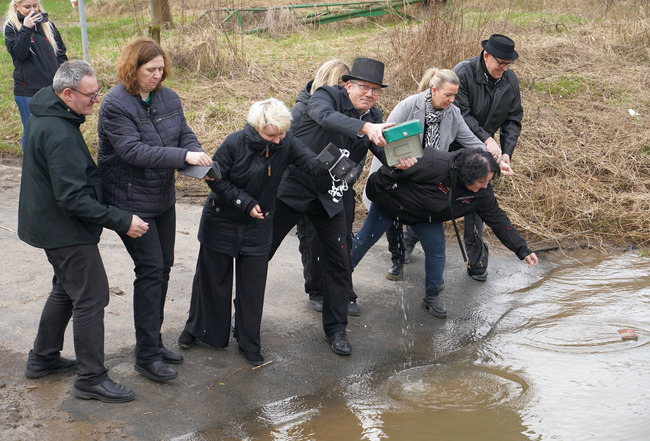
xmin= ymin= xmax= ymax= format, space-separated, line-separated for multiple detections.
xmin=361 ymin=68 xmax=507 ymax=283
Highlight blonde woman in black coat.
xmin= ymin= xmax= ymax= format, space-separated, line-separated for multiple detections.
xmin=178 ymin=98 xmax=324 ymax=366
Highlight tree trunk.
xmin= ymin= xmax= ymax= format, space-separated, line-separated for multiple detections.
xmin=150 ymin=0 xmax=172 ymax=27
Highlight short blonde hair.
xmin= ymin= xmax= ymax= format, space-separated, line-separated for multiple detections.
xmin=247 ymin=98 xmax=291 ymax=134
xmin=310 ymin=59 xmax=350 ymax=94
xmin=417 ymin=68 xmax=459 ymax=93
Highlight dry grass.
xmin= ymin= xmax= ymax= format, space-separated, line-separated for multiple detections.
xmin=173 ymin=0 xmax=650 ymax=250
xmin=6 ymin=0 xmax=649 ymax=251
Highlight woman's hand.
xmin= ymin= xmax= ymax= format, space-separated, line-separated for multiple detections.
xmin=485 ymin=137 xmax=502 ymax=162
xmin=185 ymin=151 xmax=212 ymax=166
xmin=249 ymin=204 xmax=264 ymax=219
xmin=524 ymin=253 xmax=538 ymax=267
xmin=394 ymin=156 xmax=417 ymax=170
xmin=22 ymin=11 xmax=41 ymax=29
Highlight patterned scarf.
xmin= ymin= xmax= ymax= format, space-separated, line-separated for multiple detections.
xmin=424 ymin=89 xmax=446 ymax=150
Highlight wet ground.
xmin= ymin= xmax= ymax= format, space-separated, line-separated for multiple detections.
xmin=2 ymin=162 xmax=649 ymax=440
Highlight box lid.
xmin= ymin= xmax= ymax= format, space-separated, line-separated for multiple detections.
xmin=383 ymin=119 xmax=423 ymax=143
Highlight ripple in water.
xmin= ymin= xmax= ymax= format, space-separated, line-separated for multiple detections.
xmin=521 ymin=318 xmax=649 ymax=353
xmin=385 ymin=363 xmax=528 ymax=411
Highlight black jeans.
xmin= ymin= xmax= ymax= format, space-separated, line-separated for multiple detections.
xmin=29 ymin=244 xmax=110 ymax=387
xmin=271 ymin=199 xmax=350 ymax=335
xmin=120 ymin=206 xmax=176 ymax=365
xmin=295 ymin=189 xmax=357 ymax=302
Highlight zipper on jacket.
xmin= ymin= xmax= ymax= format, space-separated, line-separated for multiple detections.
xmin=266 ymin=147 xmax=271 ymax=176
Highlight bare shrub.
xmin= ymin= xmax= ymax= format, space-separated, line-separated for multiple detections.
xmin=385 ymin=2 xmax=485 ymax=98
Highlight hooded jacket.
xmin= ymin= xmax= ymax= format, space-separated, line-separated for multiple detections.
xmin=198 ymin=124 xmax=325 ymax=257
xmin=451 ymin=52 xmax=523 ymax=157
xmin=97 ymin=83 xmax=205 ymax=217
xmin=4 ymin=18 xmax=67 ymax=97
xmin=366 ymin=148 xmax=532 ymax=259
xmin=18 ymin=86 xmax=132 ymax=249
xmin=289 ymin=80 xmax=313 ymax=133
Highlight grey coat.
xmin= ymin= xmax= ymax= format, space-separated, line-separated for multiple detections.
xmin=386 ymin=91 xmax=485 ymax=151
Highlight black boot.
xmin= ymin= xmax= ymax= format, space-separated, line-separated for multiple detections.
xmin=386 ymin=261 xmax=403 ymax=281
xmin=422 ymin=290 xmax=447 ymax=319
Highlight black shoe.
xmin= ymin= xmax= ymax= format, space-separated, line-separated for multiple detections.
xmin=309 ymin=294 xmax=324 ymax=312
xmin=73 ymin=378 xmax=135 ymax=403
xmin=161 ymin=346 xmax=184 ymax=365
xmin=470 ymin=271 xmax=488 ymax=282
xmin=134 ymin=360 xmax=178 ymax=382
xmin=324 ymin=330 xmax=352 ymax=355
xmin=238 ymin=347 xmax=265 ymax=366
xmin=25 ymin=356 xmax=77 ymax=379
xmin=347 ymin=300 xmax=361 ymax=316
xmin=177 ymin=330 xmax=196 ymax=349
xmin=422 ymin=295 xmax=447 ymax=319
xmin=386 ymin=262 xmax=404 ymax=281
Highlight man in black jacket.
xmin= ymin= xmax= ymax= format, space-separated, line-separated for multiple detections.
xmin=19 ymin=60 xmax=149 ymax=403
xmin=450 ymin=34 xmax=524 ymax=281
xmin=269 ymin=58 xmax=397 ymax=356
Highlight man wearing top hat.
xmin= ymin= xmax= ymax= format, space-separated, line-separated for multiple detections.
xmin=270 ymin=57 xmax=414 ymax=356
xmin=447 ymin=33 xmax=524 ymax=281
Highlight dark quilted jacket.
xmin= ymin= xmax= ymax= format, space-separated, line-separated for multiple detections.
xmin=97 ymin=83 xmax=204 ymax=217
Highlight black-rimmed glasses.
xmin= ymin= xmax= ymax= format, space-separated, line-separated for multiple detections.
xmin=71 ymin=87 xmax=102 ymax=102
xmin=490 ymin=54 xmax=515 ymax=69
xmin=350 ymin=80 xmax=382 ymax=96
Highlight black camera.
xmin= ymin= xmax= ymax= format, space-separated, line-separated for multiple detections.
xmin=316 ymin=143 xmax=356 ymax=185
xmin=38 ymin=12 xmax=49 ymax=22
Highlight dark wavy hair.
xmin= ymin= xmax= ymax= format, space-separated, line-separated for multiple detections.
xmin=117 ymin=37 xmax=170 ymax=95
xmin=452 ymin=148 xmax=500 ymax=186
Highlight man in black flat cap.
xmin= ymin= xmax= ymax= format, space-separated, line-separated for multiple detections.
xmin=445 ymin=33 xmax=524 ymax=281
xmin=269 ymin=57 xmax=411 ymax=356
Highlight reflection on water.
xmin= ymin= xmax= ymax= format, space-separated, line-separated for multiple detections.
xmin=204 ymin=251 xmax=650 ymax=440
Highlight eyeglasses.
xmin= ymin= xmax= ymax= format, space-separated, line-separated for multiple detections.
xmin=349 ymin=80 xmax=382 ymax=96
xmin=490 ymin=54 xmax=515 ymax=69
xmin=71 ymin=87 xmax=102 ymax=102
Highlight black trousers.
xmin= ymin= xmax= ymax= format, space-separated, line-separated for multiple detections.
xmin=386 ymin=222 xmax=405 ymax=265
xmin=183 ymin=246 xmax=268 ymax=355
xmin=295 ymin=189 xmax=357 ymax=302
xmin=463 ymin=212 xmax=487 ymax=272
xmin=271 ymin=199 xmax=349 ymax=335
xmin=29 ymin=244 xmax=109 ymax=387
xmin=119 ymin=205 xmax=175 ymax=365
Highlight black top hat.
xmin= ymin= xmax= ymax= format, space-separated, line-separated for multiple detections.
xmin=481 ymin=34 xmax=519 ymax=61
xmin=341 ymin=57 xmax=389 ymax=88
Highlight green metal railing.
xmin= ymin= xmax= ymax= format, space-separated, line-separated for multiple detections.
xmin=201 ymin=0 xmax=428 ymax=33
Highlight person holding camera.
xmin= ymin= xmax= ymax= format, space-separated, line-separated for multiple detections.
xmin=269 ymin=57 xmax=415 ymax=356
xmin=177 ymin=99 xmax=325 ymax=366
xmin=3 ymin=0 xmax=67 ymax=151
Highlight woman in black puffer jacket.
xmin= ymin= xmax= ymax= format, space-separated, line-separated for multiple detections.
xmin=3 ymin=0 xmax=67 ymax=150
xmin=178 ymin=98 xmax=324 ymax=366
xmin=97 ymin=37 xmax=211 ymax=383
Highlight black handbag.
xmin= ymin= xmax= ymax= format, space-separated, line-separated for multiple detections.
xmin=316 ymin=142 xmax=357 ymax=185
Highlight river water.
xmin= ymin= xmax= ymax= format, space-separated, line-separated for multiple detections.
xmin=196 ymin=250 xmax=650 ymax=440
